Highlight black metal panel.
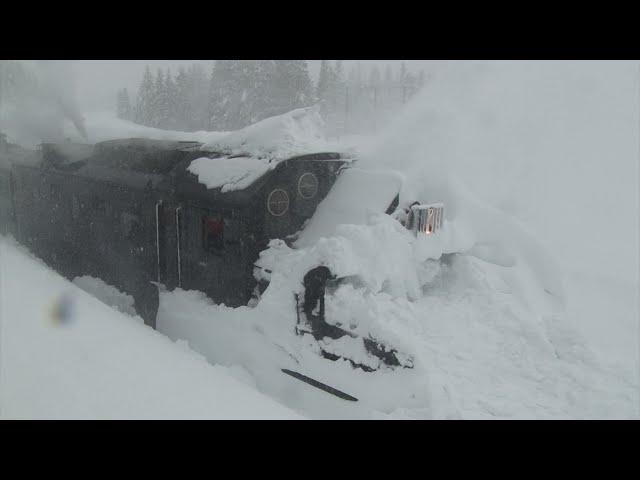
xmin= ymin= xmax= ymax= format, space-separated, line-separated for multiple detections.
xmin=2 ymin=137 xmax=351 ymax=327
xmin=175 ymin=203 xmax=254 ymax=306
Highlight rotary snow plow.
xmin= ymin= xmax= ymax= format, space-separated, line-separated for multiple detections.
xmin=292 ymin=201 xmax=445 ymax=372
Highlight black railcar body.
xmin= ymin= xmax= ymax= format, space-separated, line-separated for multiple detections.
xmin=0 ymin=136 xmax=349 ymax=328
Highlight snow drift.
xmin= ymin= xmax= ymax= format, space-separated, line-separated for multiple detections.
xmin=0 ymin=237 xmax=302 ymax=419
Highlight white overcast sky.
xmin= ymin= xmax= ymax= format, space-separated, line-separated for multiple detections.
xmin=70 ymin=60 xmax=436 ymax=113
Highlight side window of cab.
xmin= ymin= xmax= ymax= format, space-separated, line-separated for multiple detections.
xmin=203 ymin=216 xmax=224 ymax=253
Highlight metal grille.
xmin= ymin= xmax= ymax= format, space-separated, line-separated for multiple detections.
xmin=409 ymin=203 xmax=444 ymax=236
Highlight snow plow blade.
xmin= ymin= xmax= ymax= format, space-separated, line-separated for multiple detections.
xmin=296 ymin=266 xmax=414 ymax=372
xmin=281 ymin=369 xmax=358 ymax=401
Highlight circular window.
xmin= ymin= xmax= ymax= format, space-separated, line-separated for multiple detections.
xmin=267 ymin=189 xmax=290 ymax=217
xmin=297 ymin=172 xmax=319 ymax=199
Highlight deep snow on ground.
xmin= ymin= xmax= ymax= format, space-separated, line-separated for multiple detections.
xmin=160 ymin=61 xmax=640 ymax=418
xmin=0 ymin=237 xmax=302 ymax=419
xmin=158 ymin=216 xmax=637 ymax=419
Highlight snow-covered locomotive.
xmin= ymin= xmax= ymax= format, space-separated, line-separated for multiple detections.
xmin=1 ymin=130 xmax=448 ymax=371
xmin=0 ymin=135 xmax=349 ymax=328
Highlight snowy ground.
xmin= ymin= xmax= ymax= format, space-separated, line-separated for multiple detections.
xmin=0 ymin=237 xmax=302 ymax=419
xmin=156 ymin=233 xmax=638 ymax=419
xmin=1 ymin=230 xmax=636 ymax=419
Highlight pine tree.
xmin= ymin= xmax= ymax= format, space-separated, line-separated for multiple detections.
xmin=149 ymin=68 xmax=167 ymax=128
xmin=135 ymin=66 xmax=154 ymax=126
xmin=234 ymin=60 xmax=276 ymax=128
xmin=174 ymin=66 xmax=189 ymax=130
xmin=399 ymin=62 xmax=408 ymax=103
xmin=330 ymin=61 xmax=346 ymax=111
xmin=316 ymin=60 xmax=331 ymax=107
xmin=123 ymin=88 xmax=132 ymax=120
xmin=335 ymin=61 xmax=344 ymax=87
xmin=0 ymin=61 xmax=5 ymax=114
xmin=272 ymin=60 xmax=313 ymax=114
xmin=116 ymin=88 xmax=132 ymax=120
xmin=164 ymin=69 xmax=179 ymax=129
xmin=209 ymin=60 xmax=282 ymax=130
xmin=185 ymin=64 xmax=209 ymax=130
xmin=116 ymin=89 xmax=124 ymax=119
xmin=0 ymin=61 xmax=34 ymax=107
xmin=209 ymin=60 xmax=239 ymax=130
xmin=368 ymin=65 xmax=381 ymax=115
xmin=317 ymin=60 xmax=341 ymax=116
xmin=383 ymin=64 xmax=393 ymax=102
xmin=399 ymin=61 xmax=407 ymax=85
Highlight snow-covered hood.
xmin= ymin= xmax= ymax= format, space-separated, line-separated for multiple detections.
xmin=199 ymin=105 xmax=337 ymax=161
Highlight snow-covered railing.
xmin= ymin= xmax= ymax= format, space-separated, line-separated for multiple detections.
xmin=408 ymin=203 xmax=444 ymax=236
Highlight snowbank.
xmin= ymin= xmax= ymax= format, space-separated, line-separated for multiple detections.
xmin=72 ymin=275 xmax=137 ymax=317
xmin=0 ymin=237 xmax=302 ymax=419
xmin=161 ymin=236 xmax=638 ymax=419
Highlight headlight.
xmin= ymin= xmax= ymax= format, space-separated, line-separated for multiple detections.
xmin=267 ymin=188 xmax=290 ymax=217
xmin=297 ymin=172 xmax=319 ymax=199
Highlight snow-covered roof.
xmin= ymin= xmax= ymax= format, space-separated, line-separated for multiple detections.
xmin=187 ymin=106 xmax=350 ymax=192
xmin=199 ymin=105 xmax=333 ymax=161
xmin=52 ymin=106 xmax=353 ymax=193
xmin=187 ymin=155 xmax=272 ymax=193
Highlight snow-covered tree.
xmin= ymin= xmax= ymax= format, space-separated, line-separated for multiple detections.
xmin=0 ymin=61 xmax=39 ymax=112
xmin=135 ymin=66 xmax=154 ymax=126
xmin=233 ymin=60 xmax=277 ymax=128
xmin=399 ymin=61 xmax=407 ymax=86
xmin=164 ymin=69 xmax=179 ymax=129
xmin=116 ymin=88 xmax=132 ymax=121
xmin=316 ymin=60 xmax=332 ymax=109
xmin=173 ymin=66 xmax=190 ymax=130
xmin=272 ymin=60 xmax=313 ymax=114
xmin=335 ymin=61 xmax=344 ymax=86
xmin=149 ymin=69 xmax=168 ymax=128
xmin=209 ymin=60 xmax=290 ymax=130
xmin=185 ymin=64 xmax=210 ymax=131
xmin=317 ymin=60 xmax=346 ymax=116
xmin=209 ymin=60 xmax=241 ymax=130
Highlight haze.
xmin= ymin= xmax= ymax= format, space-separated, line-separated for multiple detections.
xmin=70 ymin=60 xmax=436 ymax=113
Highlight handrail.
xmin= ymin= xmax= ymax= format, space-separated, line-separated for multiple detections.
xmin=175 ymin=206 xmax=182 ymax=288
xmin=155 ymin=200 xmax=162 ymax=284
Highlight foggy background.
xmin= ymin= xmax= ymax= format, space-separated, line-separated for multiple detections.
xmin=72 ymin=60 xmax=436 ymax=113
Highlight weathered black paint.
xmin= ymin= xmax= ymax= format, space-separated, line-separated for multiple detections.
xmin=0 ymin=138 xmax=348 ymax=327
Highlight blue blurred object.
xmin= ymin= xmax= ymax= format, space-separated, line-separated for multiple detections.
xmin=50 ymin=292 xmax=75 ymax=325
